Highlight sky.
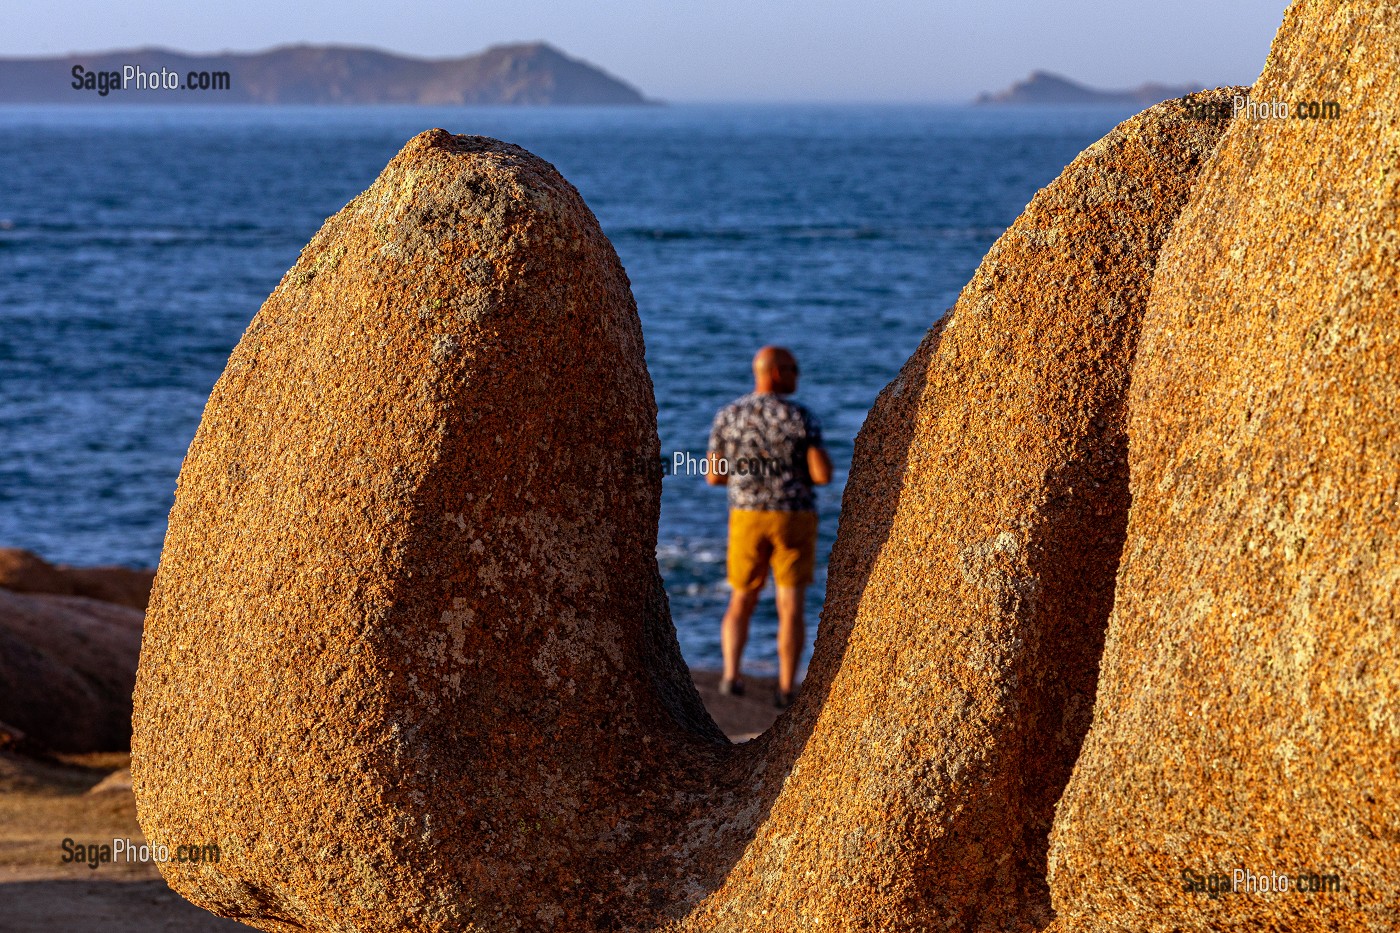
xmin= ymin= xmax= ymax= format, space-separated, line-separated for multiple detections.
xmin=0 ymin=0 xmax=1291 ymax=103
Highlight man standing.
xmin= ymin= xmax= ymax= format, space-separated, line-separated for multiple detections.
xmin=707 ymin=346 xmax=832 ymax=708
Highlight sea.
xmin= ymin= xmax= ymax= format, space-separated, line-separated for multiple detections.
xmin=0 ymin=103 xmax=1142 ymax=674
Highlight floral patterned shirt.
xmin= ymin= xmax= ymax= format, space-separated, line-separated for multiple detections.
xmin=708 ymin=392 xmax=823 ymax=512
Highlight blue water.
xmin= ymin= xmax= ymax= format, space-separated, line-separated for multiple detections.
xmin=0 ymin=103 xmax=1140 ymax=674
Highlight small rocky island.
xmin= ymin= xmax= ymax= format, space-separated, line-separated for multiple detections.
xmin=976 ymin=69 xmax=1205 ymax=106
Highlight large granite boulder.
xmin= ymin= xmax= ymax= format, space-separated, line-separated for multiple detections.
xmin=133 ymin=129 xmax=726 ymax=933
xmin=134 ymin=95 xmax=1233 ymax=932
xmin=1048 ymin=3 xmax=1400 ymax=930
xmin=0 ymin=547 xmax=155 ymax=611
xmin=0 ymin=588 xmax=144 ymax=751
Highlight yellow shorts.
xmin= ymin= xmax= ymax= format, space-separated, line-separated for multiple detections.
xmin=727 ymin=509 xmax=818 ymax=590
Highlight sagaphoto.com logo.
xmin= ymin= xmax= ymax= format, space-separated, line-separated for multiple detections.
xmin=71 ymin=63 xmax=231 ymax=97
xmin=1180 ymin=865 xmax=1344 ymax=899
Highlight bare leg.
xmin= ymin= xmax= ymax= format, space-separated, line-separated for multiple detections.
xmin=775 ymin=585 xmax=806 ymax=694
xmin=721 ymin=586 xmax=762 ymax=684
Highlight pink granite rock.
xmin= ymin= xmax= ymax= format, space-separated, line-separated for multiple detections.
xmin=1048 ymin=3 xmax=1400 ymax=929
xmin=0 ymin=588 xmax=143 ymax=751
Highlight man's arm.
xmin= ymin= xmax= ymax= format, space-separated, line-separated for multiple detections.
xmin=807 ymin=445 xmax=833 ymax=486
xmin=707 ymin=408 xmax=730 ymax=486
xmin=803 ymin=407 xmax=832 ymax=486
xmin=706 ymin=450 xmax=729 ymax=485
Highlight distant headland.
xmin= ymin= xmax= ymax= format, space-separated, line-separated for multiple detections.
xmin=976 ymin=70 xmax=1206 ymax=106
xmin=0 ymin=42 xmax=651 ymax=105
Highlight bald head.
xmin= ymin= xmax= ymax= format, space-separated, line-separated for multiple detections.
xmin=753 ymin=346 xmax=799 ymax=395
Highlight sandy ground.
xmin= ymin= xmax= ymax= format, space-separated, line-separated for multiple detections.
xmin=0 ymin=670 xmax=787 ymax=931
xmin=688 ymin=669 xmax=786 ymax=741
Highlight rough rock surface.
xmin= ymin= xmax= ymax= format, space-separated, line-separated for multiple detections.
xmin=1048 ymin=3 xmax=1400 ymax=930
xmin=0 ymin=588 xmax=144 ymax=751
xmin=0 ymin=547 xmax=156 ymax=611
xmin=134 ymin=97 xmax=1233 ymax=932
